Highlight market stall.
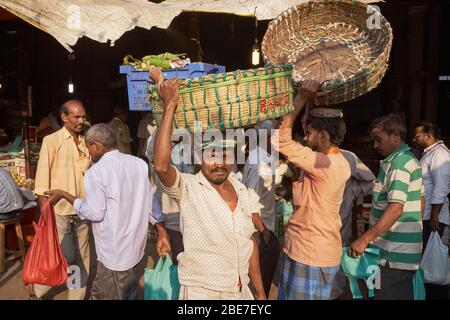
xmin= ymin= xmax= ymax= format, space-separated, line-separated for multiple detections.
xmin=0 ymin=124 xmax=39 ymax=251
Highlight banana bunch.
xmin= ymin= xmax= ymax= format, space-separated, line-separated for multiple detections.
xmin=11 ymin=171 xmax=25 ymax=186
xmin=123 ymin=53 xmax=187 ymax=70
xmin=11 ymin=170 xmax=34 ymax=189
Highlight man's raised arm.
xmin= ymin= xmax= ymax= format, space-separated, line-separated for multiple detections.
xmin=154 ymin=78 xmax=182 ymax=188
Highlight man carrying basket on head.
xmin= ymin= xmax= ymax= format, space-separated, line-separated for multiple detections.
xmin=272 ymin=81 xmax=350 ymax=300
xmin=152 ymin=78 xmax=266 ymax=300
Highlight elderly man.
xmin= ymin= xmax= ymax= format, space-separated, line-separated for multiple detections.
xmin=153 ymin=78 xmax=266 ymax=300
xmin=272 ymin=81 xmax=351 ymax=300
xmin=33 ymin=99 xmax=91 ymax=300
xmin=350 ymin=114 xmax=423 ymax=300
xmin=413 ymin=121 xmax=450 ymax=300
xmin=46 ymin=124 xmax=154 ymax=300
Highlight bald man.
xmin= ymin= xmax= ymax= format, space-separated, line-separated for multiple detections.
xmin=33 ymin=100 xmax=92 ymax=300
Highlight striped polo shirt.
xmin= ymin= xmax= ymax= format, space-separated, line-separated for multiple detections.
xmin=370 ymin=144 xmax=423 ymax=271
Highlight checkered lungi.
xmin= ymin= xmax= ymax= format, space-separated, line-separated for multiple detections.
xmin=277 ymin=253 xmax=340 ymax=300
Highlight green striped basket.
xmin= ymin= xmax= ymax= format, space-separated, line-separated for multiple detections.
xmin=151 ymin=65 xmax=294 ymax=131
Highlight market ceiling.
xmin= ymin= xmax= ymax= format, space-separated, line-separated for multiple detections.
xmin=0 ymin=0 xmax=377 ymax=52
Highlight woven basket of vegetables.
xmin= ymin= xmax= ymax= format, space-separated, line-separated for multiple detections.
xmin=262 ymin=0 xmax=393 ymax=105
xmin=151 ymin=65 xmax=294 ymax=131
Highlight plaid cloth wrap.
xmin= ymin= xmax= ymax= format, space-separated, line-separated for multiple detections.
xmin=278 ymin=253 xmax=339 ymax=300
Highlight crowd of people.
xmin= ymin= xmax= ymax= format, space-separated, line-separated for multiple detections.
xmin=3 ymin=75 xmax=448 ymax=301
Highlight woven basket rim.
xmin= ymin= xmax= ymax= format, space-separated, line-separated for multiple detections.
xmin=262 ymin=0 xmax=393 ymax=68
xmin=261 ymin=0 xmax=393 ymax=105
xmin=176 ymin=64 xmax=293 ymax=87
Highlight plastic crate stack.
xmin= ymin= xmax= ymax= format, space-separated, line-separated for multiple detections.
xmin=120 ymin=63 xmax=226 ymax=111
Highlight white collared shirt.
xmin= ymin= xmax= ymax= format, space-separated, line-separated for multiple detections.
xmin=74 ymin=150 xmax=153 ymax=271
xmin=157 ymin=167 xmax=259 ymax=293
xmin=420 ymin=141 xmax=450 ymax=225
xmin=242 ymin=147 xmax=276 ymax=232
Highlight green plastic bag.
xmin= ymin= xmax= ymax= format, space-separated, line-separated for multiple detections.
xmin=144 ymin=254 xmax=180 ymax=300
xmin=275 ymin=198 xmax=293 ymax=238
xmin=340 ymin=247 xmax=380 ymax=299
xmin=413 ymin=269 xmax=426 ymax=300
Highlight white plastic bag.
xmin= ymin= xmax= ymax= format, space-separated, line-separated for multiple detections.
xmin=421 ymin=232 xmax=450 ymax=285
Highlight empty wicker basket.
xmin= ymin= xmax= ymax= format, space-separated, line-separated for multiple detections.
xmin=262 ymin=0 xmax=393 ymax=105
xmin=151 ymin=65 xmax=294 ymax=131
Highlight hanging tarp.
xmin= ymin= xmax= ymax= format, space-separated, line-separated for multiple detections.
xmin=0 ymin=0 xmax=378 ymax=52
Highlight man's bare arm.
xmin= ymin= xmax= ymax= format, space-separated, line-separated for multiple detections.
xmin=154 ymin=79 xmax=182 ymax=188
xmin=279 ymin=81 xmax=320 ymax=130
xmin=349 ymin=202 xmax=404 ymax=257
xmin=249 ymin=234 xmax=267 ymax=300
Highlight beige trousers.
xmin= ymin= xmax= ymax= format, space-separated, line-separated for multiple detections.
xmin=34 ymin=214 xmax=90 ymax=300
xmin=179 ymin=285 xmax=254 ymax=300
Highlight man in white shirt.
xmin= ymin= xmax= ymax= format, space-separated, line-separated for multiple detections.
xmin=242 ymin=121 xmax=280 ymax=297
xmin=413 ymin=121 xmax=450 ymax=300
xmin=414 ymin=122 xmax=450 ymax=243
xmin=46 ymin=124 xmax=154 ymax=300
xmin=243 ymin=121 xmax=277 ymax=233
xmin=153 ymin=79 xmax=266 ymax=300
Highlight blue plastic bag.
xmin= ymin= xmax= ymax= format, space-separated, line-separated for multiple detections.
xmin=340 ymin=247 xmax=380 ymax=299
xmin=144 ymin=254 xmax=180 ymax=300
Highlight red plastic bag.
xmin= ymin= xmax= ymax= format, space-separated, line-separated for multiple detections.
xmin=22 ymin=200 xmax=68 ymax=286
